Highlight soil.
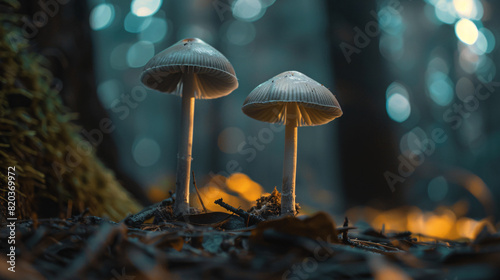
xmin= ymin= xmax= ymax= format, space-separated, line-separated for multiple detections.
xmin=1 ymin=192 xmax=500 ymax=280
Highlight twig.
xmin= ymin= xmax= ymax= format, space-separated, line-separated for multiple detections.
xmin=214 ymin=198 xmax=265 ymax=225
xmin=354 ymin=239 xmax=402 ymax=252
xmin=122 ymin=197 xmax=173 ymax=227
xmin=336 ymin=226 xmax=357 ymax=233
xmin=345 ymin=239 xmax=394 ymax=255
xmin=192 ymin=170 xmax=206 ymax=213
xmin=342 ymin=217 xmax=349 ymax=244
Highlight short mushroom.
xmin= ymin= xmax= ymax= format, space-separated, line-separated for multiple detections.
xmin=141 ymin=38 xmax=238 ymax=216
xmin=242 ymin=71 xmax=342 ymax=216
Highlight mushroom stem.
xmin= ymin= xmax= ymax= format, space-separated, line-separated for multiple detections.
xmin=282 ymin=104 xmax=298 ymax=216
xmin=173 ymin=73 xmax=195 ymax=216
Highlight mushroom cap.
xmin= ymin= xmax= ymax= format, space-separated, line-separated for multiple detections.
xmin=141 ymin=38 xmax=238 ymax=99
xmin=242 ymin=71 xmax=342 ymax=126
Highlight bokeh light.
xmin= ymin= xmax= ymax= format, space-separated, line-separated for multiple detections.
xmin=131 ymin=0 xmax=162 ymax=17
xmin=260 ymin=0 xmax=276 ymax=7
xmin=452 ymin=0 xmax=483 ymax=20
xmin=126 ymin=41 xmax=155 ymax=68
xmin=132 ymin=137 xmax=161 ymax=167
xmin=348 ymin=204 xmax=495 ymax=240
xmin=110 ymin=43 xmax=132 ymax=70
xmin=475 ymin=56 xmax=496 ymax=83
xmin=378 ymin=6 xmax=404 ymax=35
xmin=89 ymin=3 xmax=115 ymax=31
xmin=427 ymin=71 xmax=454 ymax=106
xmin=453 ymin=0 xmax=473 ymax=16
xmin=232 ymin=0 xmax=265 ymax=22
xmin=455 ymin=77 xmax=475 ymax=101
xmin=124 ymin=12 xmax=152 ymax=33
xmin=480 ymin=27 xmax=496 ymax=53
xmin=97 ymin=79 xmax=122 ymax=108
xmin=428 ymin=176 xmax=449 ymax=202
xmin=455 ymin=18 xmax=478 ymax=45
xmin=400 ymin=127 xmax=428 ymax=156
xmin=386 ymin=81 xmax=410 ymax=99
xmin=386 ymin=93 xmax=411 ymax=123
xmin=470 ymin=29 xmax=488 ymax=55
xmin=428 ymin=0 xmax=483 ymax=24
xmin=428 ymin=57 xmax=449 ymax=74
xmin=139 ymin=17 xmax=168 ymax=43
xmin=225 ymin=21 xmax=256 ymax=46
xmin=458 ymin=47 xmax=480 ymax=73
xmin=434 ymin=0 xmax=458 ymax=24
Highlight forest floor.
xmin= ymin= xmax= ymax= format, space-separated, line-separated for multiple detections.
xmin=1 ymin=191 xmax=500 ymax=280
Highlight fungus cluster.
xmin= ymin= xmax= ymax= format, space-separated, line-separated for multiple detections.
xmin=141 ymin=38 xmax=342 ymax=217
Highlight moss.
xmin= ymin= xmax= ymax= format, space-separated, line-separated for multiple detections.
xmin=0 ymin=0 xmax=140 ymax=221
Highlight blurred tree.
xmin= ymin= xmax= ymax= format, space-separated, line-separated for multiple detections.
xmin=18 ymin=0 xmax=149 ymax=204
xmin=328 ymin=0 xmax=404 ymax=209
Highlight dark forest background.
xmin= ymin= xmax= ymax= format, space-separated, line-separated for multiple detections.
xmin=18 ymin=0 xmax=500 ymax=220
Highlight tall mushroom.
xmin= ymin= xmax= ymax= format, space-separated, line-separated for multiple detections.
xmin=141 ymin=38 xmax=238 ymax=215
xmin=242 ymin=71 xmax=342 ymax=216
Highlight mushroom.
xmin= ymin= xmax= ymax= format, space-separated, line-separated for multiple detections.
xmin=141 ymin=38 xmax=238 ymax=215
xmin=242 ymin=71 xmax=342 ymax=216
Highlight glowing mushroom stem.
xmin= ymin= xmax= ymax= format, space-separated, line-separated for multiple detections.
xmin=174 ymin=73 xmax=195 ymax=216
xmin=282 ymin=104 xmax=298 ymax=216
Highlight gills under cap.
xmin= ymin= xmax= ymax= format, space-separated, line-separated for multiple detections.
xmin=141 ymin=38 xmax=238 ymax=99
xmin=242 ymin=71 xmax=342 ymax=126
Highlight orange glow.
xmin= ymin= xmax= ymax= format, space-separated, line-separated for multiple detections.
xmin=147 ymin=186 xmax=169 ymax=203
xmin=192 ymin=185 xmax=245 ymax=213
xmin=226 ymin=173 xmax=264 ymax=202
xmin=348 ymin=202 xmax=496 ymax=241
xmin=463 ymin=175 xmax=495 ymax=215
xmin=191 ymin=173 xmax=264 ymax=213
xmin=421 ymin=209 xmax=456 ymax=238
xmin=374 ymin=267 xmax=410 ymax=280
xmin=445 ymin=170 xmax=495 ymax=216
xmin=372 ymin=208 xmax=407 ymax=232
xmin=147 ymin=174 xmax=176 ymax=203
xmin=146 ymin=173 xmax=264 ymax=213
xmin=370 ymin=256 xmax=411 ymax=280
xmin=456 ymin=217 xmax=480 ymax=239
